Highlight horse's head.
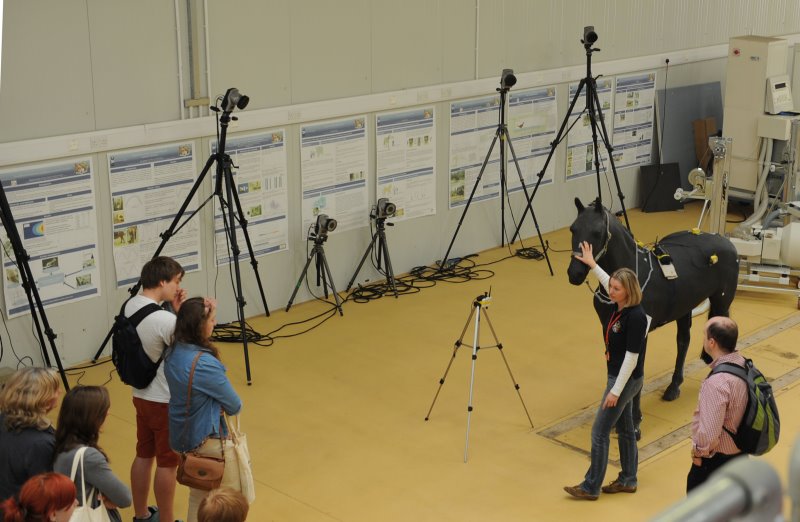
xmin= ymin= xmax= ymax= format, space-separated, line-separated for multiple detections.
xmin=567 ymin=197 xmax=609 ymax=285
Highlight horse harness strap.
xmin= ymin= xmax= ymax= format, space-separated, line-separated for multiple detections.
xmin=593 ymin=210 xmax=612 ymax=262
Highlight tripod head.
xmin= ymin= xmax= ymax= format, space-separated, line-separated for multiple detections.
xmin=473 ymin=288 xmax=492 ymax=308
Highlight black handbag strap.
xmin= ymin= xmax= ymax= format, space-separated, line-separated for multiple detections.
xmin=180 ymin=351 xmax=225 ymax=459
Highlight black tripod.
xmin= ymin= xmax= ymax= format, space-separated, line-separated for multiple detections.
xmin=286 ymin=229 xmax=344 ymax=316
xmin=345 ymin=216 xmax=397 ymax=297
xmin=440 ymin=70 xmax=553 ymax=275
xmin=0 ymin=185 xmax=70 ymax=391
xmin=93 ymin=88 xmax=270 ymax=384
xmin=512 ymin=27 xmax=630 ymax=243
xmin=424 ymin=292 xmax=533 ymax=462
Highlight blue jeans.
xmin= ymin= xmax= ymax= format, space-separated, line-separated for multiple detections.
xmin=580 ymin=374 xmax=644 ymax=495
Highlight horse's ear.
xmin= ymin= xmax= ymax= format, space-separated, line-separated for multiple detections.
xmin=593 ymin=197 xmax=603 ymax=212
xmin=574 ymin=198 xmax=585 ymax=212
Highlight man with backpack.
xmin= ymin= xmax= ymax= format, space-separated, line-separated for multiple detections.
xmin=687 ymin=316 xmax=748 ymax=492
xmin=125 ymin=257 xmax=186 ymax=522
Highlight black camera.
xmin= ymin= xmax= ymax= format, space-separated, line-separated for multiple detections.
xmin=582 ymin=26 xmax=598 ymax=45
xmin=500 ymin=69 xmax=517 ymax=90
xmin=373 ymin=198 xmax=397 ymax=219
xmin=221 ymin=88 xmax=250 ymax=112
xmin=314 ymin=214 xmax=337 ymax=239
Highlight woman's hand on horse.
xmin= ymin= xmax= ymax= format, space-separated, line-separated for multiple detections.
xmin=574 ymin=241 xmax=597 ymax=268
xmin=602 ymin=392 xmax=619 ymax=409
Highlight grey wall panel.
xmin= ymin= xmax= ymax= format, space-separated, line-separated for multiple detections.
xmin=440 ymin=0 xmax=477 ymax=83
xmin=206 ymin=0 xmax=293 ymax=111
xmin=0 ymin=0 xmax=95 ymax=142
xmin=87 ymin=1 xmax=182 ymax=129
xmin=371 ymin=0 xmax=444 ymax=93
xmin=288 ymin=1 xmax=372 ymax=104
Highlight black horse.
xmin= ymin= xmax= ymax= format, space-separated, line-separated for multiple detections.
xmin=567 ymin=198 xmax=739 ymax=401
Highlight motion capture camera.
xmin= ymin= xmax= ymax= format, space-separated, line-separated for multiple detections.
xmin=314 ymin=214 xmax=337 ymax=239
xmin=221 ymin=88 xmax=249 ymax=112
xmin=500 ymin=69 xmax=517 ymax=90
xmin=582 ymin=26 xmax=598 ymax=45
xmin=372 ymin=198 xmax=397 ymax=219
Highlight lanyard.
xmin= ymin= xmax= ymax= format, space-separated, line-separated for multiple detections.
xmin=604 ymin=310 xmax=623 ymax=349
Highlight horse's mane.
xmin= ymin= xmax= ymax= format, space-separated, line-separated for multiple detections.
xmin=589 ymin=200 xmax=635 ymax=243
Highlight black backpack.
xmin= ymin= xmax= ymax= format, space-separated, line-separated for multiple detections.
xmin=710 ymin=358 xmax=780 ymax=456
xmin=111 ymin=300 xmax=164 ymax=389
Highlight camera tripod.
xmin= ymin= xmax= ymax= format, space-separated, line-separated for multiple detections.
xmin=440 ymin=74 xmax=553 ymax=275
xmin=345 ymin=216 xmax=397 ymax=297
xmin=512 ymin=27 xmax=630 ymax=242
xmin=286 ymin=232 xmax=344 ymax=315
xmin=0 ymin=183 xmax=70 ymax=391
xmin=424 ymin=292 xmax=533 ymax=462
xmin=93 ymin=88 xmax=269 ymax=384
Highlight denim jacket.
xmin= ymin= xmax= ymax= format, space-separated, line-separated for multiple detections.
xmin=165 ymin=343 xmax=242 ymax=452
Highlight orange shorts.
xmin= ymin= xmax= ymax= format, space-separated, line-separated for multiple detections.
xmin=133 ymin=397 xmax=179 ymax=468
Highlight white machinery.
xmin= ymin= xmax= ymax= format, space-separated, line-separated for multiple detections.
xmin=677 ymin=35 xmax=800 ymax=302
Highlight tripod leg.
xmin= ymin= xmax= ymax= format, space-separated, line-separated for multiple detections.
xmin=286 ymin=248 xmax=318 ymax=312
xmin=316 ymin=249 xmax=329 ymax=299
xmin=346 ymin=231 xmax=378 ymax=292
xmin=319 ymin=249 xmax=343 ymax=316
xmin=504 ymin=129 xmax=554 ymax=276
xmin=464 ymin=304 xmax=482 ymax=463
xmin=589 ymin=82 xmax=631 ymax=230
xmin=378 ymin=231 xmax=398 ymax=297
xmin=482 ymin=311 xmax=534 ymax=428
xmin=225 ymin=179 xmax=271 ymax=316
xmin=93 ymin=153 xmax=219 ymax=362
xmin=512 ymin=79 xmax=588 ymax=244
xmin=425 ymin=306 xmax=476 ymax=421
xmin=439 ymin=131 xmax=501 ymax=270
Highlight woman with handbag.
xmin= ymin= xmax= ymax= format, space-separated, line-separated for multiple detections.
xmin=165 ymin=297 xmax=242 ymax=522
xmin=0 ymin=472 xmax=77 ymax=521
xmin=53 ymin=386 xmax=132 ymax=522
xmin=0 ymin=368 xmax=62 ymax=500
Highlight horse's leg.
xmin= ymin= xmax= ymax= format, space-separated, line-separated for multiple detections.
xmin=663 ymin=312 xmax=691 ymax=401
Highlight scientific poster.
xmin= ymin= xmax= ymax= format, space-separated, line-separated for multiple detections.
xmin=612 ymin=72 xmax=657 ymax=170
xmin=0 ymin=158 xmax=102 ymax=318
xmin=211 ymin=131 xmax=289 ymax=265
xmin=449 ymin=96 xmax=501 ymax=208
xmin=507 ymin=86 xmax=558 ymax=192
xmin=566 ymin=77 xmax=615 ymax=180
xmin=300 ymin=116 xmax=369 ymax=235
xmin=376 ymin=107 xmax=436 ymax=222
xmin=108 ymin=142 xmax=201 ymax=287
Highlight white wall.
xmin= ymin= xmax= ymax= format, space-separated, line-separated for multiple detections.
xmin=1 ymin=0 xmax=799 ymax=368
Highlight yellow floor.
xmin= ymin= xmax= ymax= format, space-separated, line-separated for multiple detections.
xmin=66 ymin=201 xmax=800 ymax=521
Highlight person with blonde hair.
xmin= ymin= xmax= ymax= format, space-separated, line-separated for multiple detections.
xmin=0 ymin=368 xmax=61 ymax=499
xmin=564 ymin=242 xmax=649 ymax=500
xmin=197 ymin=487 xmax=249 ymax=522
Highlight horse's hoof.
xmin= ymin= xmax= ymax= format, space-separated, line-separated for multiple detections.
xmin=662 ymin=385 xmax=681 ymax=401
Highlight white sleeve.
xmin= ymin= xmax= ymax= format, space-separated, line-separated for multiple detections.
xmin=591 ymin=265 xmax=611 ymax=292
xmin=610 ymin=351 xmax=639 ymax=396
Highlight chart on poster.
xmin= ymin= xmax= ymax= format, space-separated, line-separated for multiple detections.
xmin=376 ymin=107 xmax=436 ymax=223
xmin=507 ymin=86 xmax=558 ymax=191
xmin=612 ymin=72 xmax=656 ymax=170
xmin=108 ymin=142 xmax=201 ymax=286
xmin=449 ymin=96 xmax=502 ymax=208
xmin=0 ymin=158 xmax=102 ymax=318
xmin=300 ymin=117 xmax=369 ymax=235
xmin=211 ymin=131 xmax=289 ymax=265
xmin=566 ymin=77 xmax=615 ymax=180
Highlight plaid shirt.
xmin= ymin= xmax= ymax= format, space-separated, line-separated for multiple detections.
xmin=691 ymin=351 xmax=748 ymax=458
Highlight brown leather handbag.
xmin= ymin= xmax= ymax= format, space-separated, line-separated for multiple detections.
xmin=175 ymin=352 xmax=226 ymax=491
